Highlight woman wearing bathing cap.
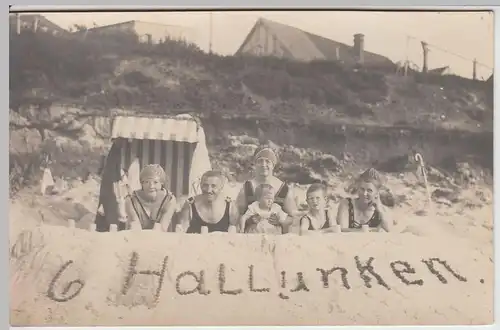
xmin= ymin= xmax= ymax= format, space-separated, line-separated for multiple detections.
xmin=124 ymin=164 xmax=177 ymax=231
xmin=335 ymin=168 xmax=392 ymax=232
xmin=235 ymin=146 xmax=298 ymax=234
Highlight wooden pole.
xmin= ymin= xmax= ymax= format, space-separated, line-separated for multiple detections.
xmin=421 ymin=41 xmax=429 ymax=73
xmin=415 ymin=153 xmax=432 ymax=212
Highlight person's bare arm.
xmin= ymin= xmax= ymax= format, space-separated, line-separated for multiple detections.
xmin=238 ymin=209 xmax=253 ymax=233
xmin=376 ymin=204 xmax=392 ymax=232
xmin=228 ymin=200 xmax=241 ymax=230
xmin=124 ymin=196 xmax=142 ymax=231
xmin=277 ymin=186 xmax=298 ymax=234
xmin=299 ymin=216 xmax=311 ymax=236
xmin=336 ymin=199 xmax=350 ymax=229
xmin=235 ymin=187 xmax=248 ymax=216
xmin=177 ymin=200 xmax=192 ymax=233
xmin=158 ymin=195 xmax=177 ymax=232
xmin=282 ymin=186 xmax=298 ymax=219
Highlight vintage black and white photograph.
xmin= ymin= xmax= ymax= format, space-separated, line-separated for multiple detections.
xmin=9 ymin=8 xmax=494 ymax=326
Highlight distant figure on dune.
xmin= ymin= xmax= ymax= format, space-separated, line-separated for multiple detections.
xmin=235 ymin=146 xmax=298 ymax=234
xmin=124 ymin=164 xmax=177 ymax=231
xmin=336 ymin=168 xmax=392 ymax=232
xmin=240 ymin=183 xmax=289 ymax=235
xmin=178 ymin=170 xmax=239 ymax=234
xmin=299 ymin=183 xmax=337 ymax=235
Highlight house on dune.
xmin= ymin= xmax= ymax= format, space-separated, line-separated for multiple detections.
xmin=235 ymin=17 xmax=394 ymax=68
xmin=80 ymin=20 xmax=196 ymax=45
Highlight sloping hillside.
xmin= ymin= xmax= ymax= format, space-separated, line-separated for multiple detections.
xmin=9 ymin=28 xmax=494 ymax=193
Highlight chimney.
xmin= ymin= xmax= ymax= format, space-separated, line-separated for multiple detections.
xmin=353 ymin=33 xmax=365 ymax=64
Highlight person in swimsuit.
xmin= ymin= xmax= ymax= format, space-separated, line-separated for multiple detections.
xmin=240 ymin=184 xmax=288 ymax=235
xmin=178 ymin=170 xmax=239 ymax=234
xmin=336 ymin=169 xmax=392 ymax=232
xmin=124 ymin=164 xmax=177 ymax=231
xmin=235 ymin=146 xmax=298 ymax=233
xmin=299 ymin=183 xmax=336 ymax=235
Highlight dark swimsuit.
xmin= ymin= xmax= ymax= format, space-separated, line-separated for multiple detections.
xmin=129 ymin=190 xmax=172 ymax=230
xmin=242 ymin=180 xmax=289 ymax=233
xmin=186 ymin=198 xmax=231 ymax=233
xmin=346 ymin=197 xmax=381 ymax=229
xmin=300 ymin=210 xmax=331 ymax=230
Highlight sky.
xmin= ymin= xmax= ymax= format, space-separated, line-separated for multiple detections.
xmin=42 ymin=10 xmax=494 ymax=79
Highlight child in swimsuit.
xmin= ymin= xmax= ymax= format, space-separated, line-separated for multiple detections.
xmin=299 ymin=183 xmax=336 ymax=235
xmin=240 ymin=183 xmax=288 ymax=235
xmin=336 ymin=168 xmax=392 ymax=232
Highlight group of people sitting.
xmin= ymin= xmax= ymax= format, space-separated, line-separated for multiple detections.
xmin=120 ymin=147 xmax=392 ymax=235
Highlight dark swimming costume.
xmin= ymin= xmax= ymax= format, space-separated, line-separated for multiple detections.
xmin=129 ymin=190 xmax=172 ymax=230
xmin=186 ymin=198 xmax=231 ymax=233
xmin=300 ymin=210 xmax=332 ymax=231
xmin=347 ymin=197 xmax=381 ymax=229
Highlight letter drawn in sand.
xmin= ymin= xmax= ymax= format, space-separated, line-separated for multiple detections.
xmin=390 ymin=261 xmax=424 ymax=286
xmin=278 ymin=271 xmax=289 ymax=300
xmin=248 ymin=265 xmax=270 ymax=293
xmin=354 ymin=256 xmax=390 ymax=290
xmin=47 ymin=260 xmax=85 ymax=302
xmin=421 ymin=258 xmax=467 ymax=284
xmin=218 ymin=264 xmax=243 ymax=295
xmin=290 ymin=272 xmax=310 ymax=293
xmin=121 ymin=251 xmax=168 ymax=303
xmin=316 ymin=267 xmax=351 ymax=289
xmin=176 ymin=270 xmax=211 ymax=296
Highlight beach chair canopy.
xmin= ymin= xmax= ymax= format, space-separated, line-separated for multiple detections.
xmin=96 ymin=112 xmax=211 ymax=229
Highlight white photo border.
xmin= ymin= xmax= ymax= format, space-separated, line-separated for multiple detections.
xmin=6 ymin=2 xmax=499 ymax=330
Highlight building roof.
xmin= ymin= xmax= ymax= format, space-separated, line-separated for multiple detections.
xmin=236 ymin=17 xmax=393 ymax=66
xmin=85 ymin=20 xmax=192 ymax=33
xmin=9 ymin=14 xmax=67 ymax=33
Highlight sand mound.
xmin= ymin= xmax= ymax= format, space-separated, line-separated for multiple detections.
xmin=10 ymin=224 xmax=493 ymax=326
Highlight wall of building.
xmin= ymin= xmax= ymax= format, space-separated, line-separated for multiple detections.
xmin=238 ymin=23 xmax=290 ymax=59
xmin=133 ymin=21 xmax=196 ymax=44
xmin=88 ymin=21 xmax=196 ymax=45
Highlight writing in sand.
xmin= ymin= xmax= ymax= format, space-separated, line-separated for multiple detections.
xmin=46 ymin=251 xmax=481 ymax=305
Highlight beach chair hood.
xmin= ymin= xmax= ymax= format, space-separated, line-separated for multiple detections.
xmin=95 ymin=113 xmax=211 ymax=230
